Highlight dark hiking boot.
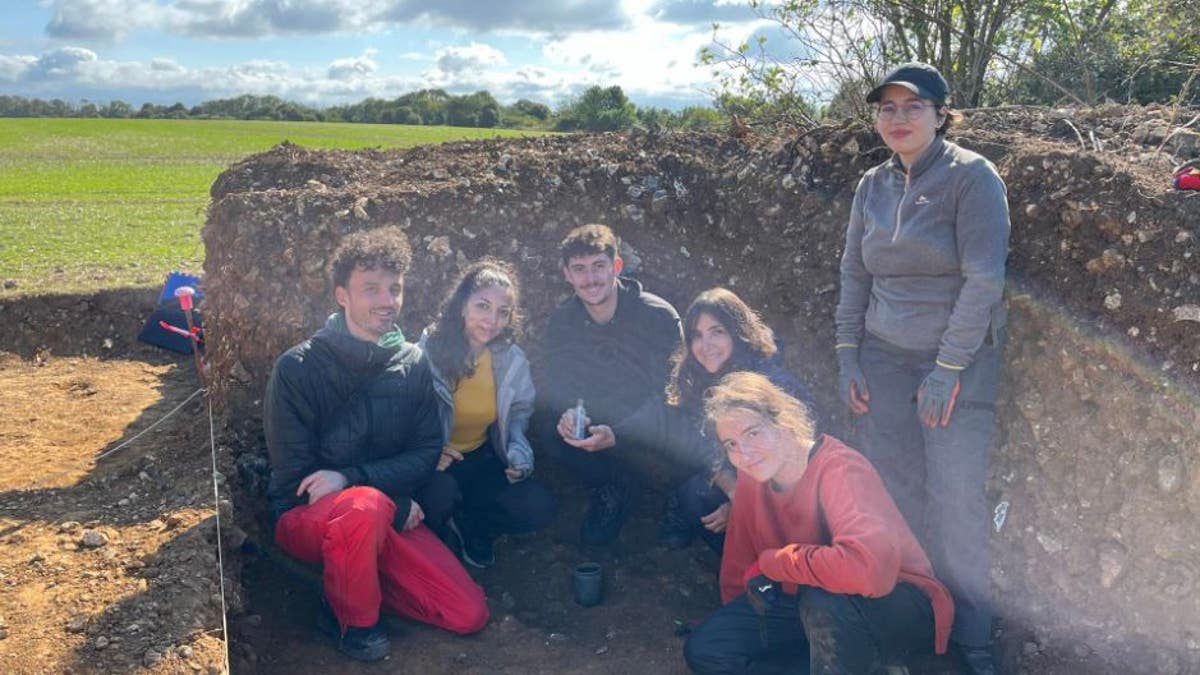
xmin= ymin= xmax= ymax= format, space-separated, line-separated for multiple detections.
xmin=580 ymin=482 xmax=630 ymax=546
xmin=316 ymin=599 xmax=390 ymax=662
xmin=459 ymin=519 xmax=496 ymax=569
xmin=658 ymin=493 xmax=694 ymax=550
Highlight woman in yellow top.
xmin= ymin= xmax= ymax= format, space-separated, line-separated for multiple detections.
xmin=419 ymin=259 xmax=556 ymax=568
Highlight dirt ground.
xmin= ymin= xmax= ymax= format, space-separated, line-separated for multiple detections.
xmin=0 ymin=295 xmax=226 ymax=674
xmin=4 ymin=104 xmax=1198 ymax=674
xmin=0 ymin=290 xmax=974 ymax=675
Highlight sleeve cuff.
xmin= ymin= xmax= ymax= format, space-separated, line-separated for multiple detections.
xmin=341 ymin=465 xmax=368 ymax=486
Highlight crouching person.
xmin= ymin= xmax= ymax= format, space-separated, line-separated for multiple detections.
xmin=684 ymin=372 xmax=953 ymax=674
xmin=264 ymin=227 xmax=488 ymax=662
xmin=418 ymin=259 xmax=557 ymax=568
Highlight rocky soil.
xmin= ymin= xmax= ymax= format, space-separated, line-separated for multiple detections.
xmin=0 ymin=313 xmax=229 ymax=675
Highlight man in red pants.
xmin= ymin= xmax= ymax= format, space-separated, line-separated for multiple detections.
xmin=264 ymin=226 xmax=488 ymax=661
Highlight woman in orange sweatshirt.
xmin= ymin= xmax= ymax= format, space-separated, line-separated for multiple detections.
xmin=683 ymin=371 xmax=954 ymax=674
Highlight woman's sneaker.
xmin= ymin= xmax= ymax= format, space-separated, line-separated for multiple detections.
xmin=316 ymin=598 xmax=390 ymax=662
xmin=658 ymin=494 xmax=694 ymax=550
xmin=461 ymin=529 xmax=496 ymax=569
xmin=448 ymin=517 xmax=495 ymax=568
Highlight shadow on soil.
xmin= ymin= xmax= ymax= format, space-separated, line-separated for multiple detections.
xmin=0 ymin=287 xmax=173 ymax=361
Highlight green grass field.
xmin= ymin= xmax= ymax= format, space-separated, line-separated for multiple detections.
xmin=0 ymin=118 xmax=539 ymax=295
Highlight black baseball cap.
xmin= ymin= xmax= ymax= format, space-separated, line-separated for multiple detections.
xmin=866 ymin=62 xmax=949 ymax=103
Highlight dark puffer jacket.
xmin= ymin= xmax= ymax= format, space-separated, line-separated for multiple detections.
xmin=264 ymin=321 xmax=442 ymax=524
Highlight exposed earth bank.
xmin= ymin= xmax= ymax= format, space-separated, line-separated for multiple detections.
xmin=203 ymin=103 xmax=1200 ymax=674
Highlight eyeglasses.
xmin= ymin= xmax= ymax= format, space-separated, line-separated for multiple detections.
xmin=873 ymin=101 xmax=938 ymax=122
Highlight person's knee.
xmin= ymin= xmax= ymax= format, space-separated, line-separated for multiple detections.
xmin=676 ymin=473 xmax=717 ymax=521
xmin=446 ymin=590 xmax=490 ymax=635
xmin=508 ymin=480 xmax=557 ymax=532
xmin=417 ymin=472 xmax=459 ymax=524
xmin=797 ymin=587 xmax=854 ymax=622
xmin=683 ymin=626 xmax=730 ymax=674
xmin=338 ymin=486 xmax=397 ymax=528
xmin=796 ymin=583 xmax=864 ymax=638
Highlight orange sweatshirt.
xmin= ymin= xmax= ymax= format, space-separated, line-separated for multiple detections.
xmin=719 ymin=434 xmax=955 ymax=654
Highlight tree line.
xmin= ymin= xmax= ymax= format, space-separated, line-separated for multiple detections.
xmin=0 ymin=87 xmax=728 ymax=132
xmin=702 ymin=0 xmax=1199 ymax=127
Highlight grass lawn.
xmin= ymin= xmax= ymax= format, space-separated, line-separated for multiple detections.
xmin=0 ymin=118 xmax=540 ymax=295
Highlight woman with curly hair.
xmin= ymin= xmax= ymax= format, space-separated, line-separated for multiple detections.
xmin=418 ymin=259 xmax=556 ymax=568
xmin=654 ymin=288 xmax=819 ymax=552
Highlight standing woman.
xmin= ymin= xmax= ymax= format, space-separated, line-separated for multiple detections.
xmin=835 ymin=63 xmax=1009 ymax=674
xmin=420 ymin=259 xmax=556 ymax=568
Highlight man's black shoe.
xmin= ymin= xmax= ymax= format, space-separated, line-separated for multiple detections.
xmin=580 ymin=482 xmax=630 ymax=546
xmin=956 ymin=644 xmax=996 ymax=675
xmin=316 ymin=599 xmax=390 ymax=662
xmin=658 ymin=494 xmax=694 ymax=550
xmin=460 ymin=521 xmax=496 ymax=569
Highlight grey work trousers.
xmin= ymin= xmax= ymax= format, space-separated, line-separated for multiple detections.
xmin=857 ymin=328 xmax=1004 ymax=648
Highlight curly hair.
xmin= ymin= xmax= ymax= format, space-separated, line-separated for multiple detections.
xmin=704 ymin=371 xmax=816 ymax=462
xmin=559 ymin=223 xmax=619 ymax=266
xmin=329 ymin=226 xmax=413 ymax=289
xmin=666 ymin=288 xmax=777 ymax=411
xmin=425 ymin=258 xmax=522 ymax=384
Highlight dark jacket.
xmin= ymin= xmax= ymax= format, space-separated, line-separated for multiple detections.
xmin=540 ymin=277 xmax=683 ymax=430
xmin=264 ymin=320 xmax=442 ymax=524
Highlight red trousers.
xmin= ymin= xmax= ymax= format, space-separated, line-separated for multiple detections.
xmin=274 ymin=486 xmax=489 ymax=634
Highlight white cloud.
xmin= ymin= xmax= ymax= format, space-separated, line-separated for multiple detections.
xmin=0 ymin=55 xmax=39 ymax=82
xmin=433 ymin=43 xmax=506 ymax=75
xmin=327 ymin=49 xmax=378 ymax=80
xmin=541 ymin=15 xmax=721 ymax=104
xmin=44 ymin=0 xmax=159 ymax=43
xmin=648 ymin=0 xmax=759 ymax=25
xmin=0 ymin=46 xmax=99 ymax=81
xmin=43 ymin=0 xmax=632 ymax=43
xmin=378 ymin=0 xmax=630 ymax=34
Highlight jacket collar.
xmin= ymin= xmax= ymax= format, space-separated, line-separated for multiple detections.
xmin=888 ymin=135 xmax=947 ymax=180
xmin=314 ymin=313 xmax=403 ymax=372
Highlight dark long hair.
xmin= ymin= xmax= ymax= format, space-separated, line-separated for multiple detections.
xmin=425 ymin=258 xmax=522 ymax=384
xmin=666 ymin=287 xmax=776 ymax=411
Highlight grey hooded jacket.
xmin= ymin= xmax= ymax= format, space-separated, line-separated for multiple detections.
xmin=836 ymin=136 xmax=1010 ymax=369
xmin=419 ymin=329 xmax=536 ymax=478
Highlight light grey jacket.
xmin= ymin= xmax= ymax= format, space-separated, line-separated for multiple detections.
xmin=418 ymin=328 xmax=536 ymax=477
xmin=836 ymin=136 xmax=1010 ymax=369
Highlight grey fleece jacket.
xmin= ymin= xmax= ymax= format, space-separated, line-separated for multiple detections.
xmin=836 ymin=136 xmax=1010 ymax=369
xmin=418 ymin=329 xmax=537 ymax=478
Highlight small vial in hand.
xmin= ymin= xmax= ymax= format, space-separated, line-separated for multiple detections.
xmin=574 ymin=399 xmax=587 ymax=440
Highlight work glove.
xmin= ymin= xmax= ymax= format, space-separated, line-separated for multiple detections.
xmin=917 ymin=364 xmax=962 ymax=428
xmin=836 ymin=346 xmax=870 ymax=415
xmin=742 ymin=561 xmax=782 ymax=616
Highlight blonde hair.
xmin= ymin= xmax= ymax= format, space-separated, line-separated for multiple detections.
xmin=704 ymin=371 xmax=817 ymax=459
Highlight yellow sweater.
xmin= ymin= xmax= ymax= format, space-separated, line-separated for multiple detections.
xmin=447 ymin=349 xmax=497 ymax=453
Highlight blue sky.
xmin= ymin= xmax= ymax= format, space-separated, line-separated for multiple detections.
xmin=0 ymin=1 xmax=784 ymax=110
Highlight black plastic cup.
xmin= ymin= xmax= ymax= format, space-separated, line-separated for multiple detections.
xmin=573 ymin=562 xmax=603 ymax=607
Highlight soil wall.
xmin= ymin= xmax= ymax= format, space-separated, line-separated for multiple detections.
xmin=203 ymin=109 xmax=1200 ymax=673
